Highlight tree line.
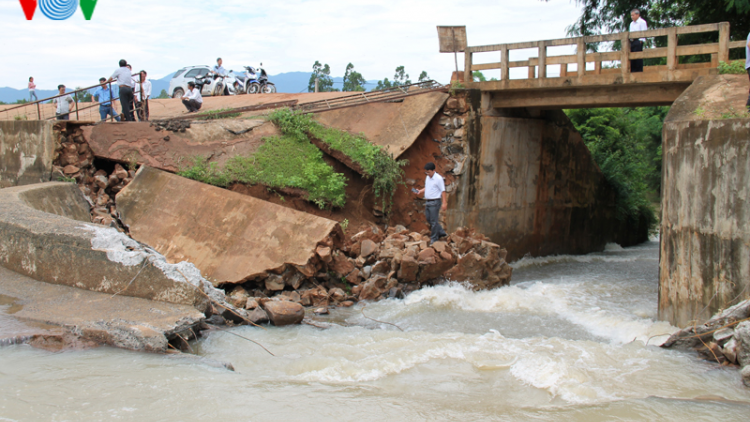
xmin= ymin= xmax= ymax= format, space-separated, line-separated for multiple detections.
xmin=307 ymin=62 xmax=431 ymax=92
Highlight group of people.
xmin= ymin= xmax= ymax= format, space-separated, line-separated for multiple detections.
xmin=38 ymin=59 xmax=152 ymax=122
xmin=179 ymin=56 xmax=228 ymax=113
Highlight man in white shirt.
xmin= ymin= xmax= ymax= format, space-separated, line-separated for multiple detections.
xmin=415 ymin=162 xmax=448 ymax=244
xmin=134 ymin=70 xmax=152 ymax=121
xmin=181 ymin=81 xmax=203 ymax=113
xmin=746 ymin=31 xmax=750 ymax=109
xmin=629 ymin=9 xmax=648 ymax=73
xmin=53 ymin=84 xmax=75 ymax=120
xmin=106 ymin=59 xmax=135 ymax=121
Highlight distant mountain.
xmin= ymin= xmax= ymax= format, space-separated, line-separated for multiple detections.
xmin=0 ymin=71 xmax=381 ymax=103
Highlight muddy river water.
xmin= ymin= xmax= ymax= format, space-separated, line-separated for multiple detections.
xmin=1 ymin=240 xmax=749 ymax=421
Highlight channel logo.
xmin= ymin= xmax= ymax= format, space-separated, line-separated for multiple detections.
xmin=19 ymin=0 xmax=98 ymax=21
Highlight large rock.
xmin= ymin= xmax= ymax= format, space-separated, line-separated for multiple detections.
xmin=262 ymin=301 xmax=305 ymax=326
xmin=398 ymin=255 xmax=419 ymax=282
xmin=736 ymin=322 xmax=750 ymax=369
xmin=116 ymin=167 xmax=343 ymax=286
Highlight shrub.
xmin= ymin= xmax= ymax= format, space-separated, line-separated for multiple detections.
xmin=718 ymin=60 xmax=747 ymax=75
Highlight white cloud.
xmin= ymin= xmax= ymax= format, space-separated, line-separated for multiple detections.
xmin=0 ymin=0 xmax=582 ymax=89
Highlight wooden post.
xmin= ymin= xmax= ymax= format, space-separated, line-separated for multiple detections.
xmin=36 ymin=102 xmax=41 ymax=120
xmin=711 ymin=53 xmax=719 ymax=68
xmin=594 ymin=61 xmax=602 ymax=75
xmin=667 ymin=27 xmax=677 ymax=71
xmin=538 ymin=41 xmax=547 ymax=79
xmin=528 ymin=64 xmax=535 ymax=79
xmin=621 ymin=32 xmax=631 ymax=77
xmin=560 ymin=63 xmax=568 ymax=77
xmin=464 ymin=49 xmax=473 ymax=85
xmin=74 ymin=93 xmax=79 ymax=120
xmin=577 ymin=38 xmax=586 ymax=77
xmin=718 ymin=22 xmax=730 ymax=64
xmin=500 ymin=46 xmax=509 ymax=81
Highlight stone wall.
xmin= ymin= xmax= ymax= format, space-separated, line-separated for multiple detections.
xmin=659 ymin=118 xmax=750 ymax=327
xmin=0 ymin=121 xmax=55 ymax=188
xmin=446 ymin=91 xmax=648 ymax=261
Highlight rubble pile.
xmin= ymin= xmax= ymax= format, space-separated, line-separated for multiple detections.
xmin=662 ymin=300 xmax=750 ymax=387
xmin=222 ymin=226 xmax=512 ymax=319
xmin=437 ymin=96 xmax=470 ymax=179
xmin=51 ymin=124 xmax=133 ymax=227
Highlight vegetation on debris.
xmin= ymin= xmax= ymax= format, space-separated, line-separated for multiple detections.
xmin=268 ymin=108 xmax=408 ymax=216
xmin=178 ymin=134 xmax=347 ymax=208
xmin=718 ymin=60 xmax=748 ymax=75
xmin=566 ymin=107 xmax=665 ymax=230
xmin=195 ymin=108 xmax=242 ymax=120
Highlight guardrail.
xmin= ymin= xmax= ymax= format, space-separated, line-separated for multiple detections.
xmin=0 ymin=82 xmax=140 ymax=122
xmin=464 ymin=22 xmax=746 ymax=84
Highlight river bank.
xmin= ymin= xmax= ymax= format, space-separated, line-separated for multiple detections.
xmin=1 ymin=240 xmax=748 ymax=421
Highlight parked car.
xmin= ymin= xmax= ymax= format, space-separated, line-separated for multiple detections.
xmin=168 ymin=65 xmax=211 ymax=98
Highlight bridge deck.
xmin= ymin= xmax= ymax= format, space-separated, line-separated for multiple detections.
xmin=463 ymin=22 xmax=746 ymax=109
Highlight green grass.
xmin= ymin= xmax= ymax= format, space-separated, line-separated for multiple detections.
xmin=195 ymin=108 xmax=242 ymax=120
xmin=718 ymin=60 xmax=747 ymax=75
xmin=267 ymin=108 xmax=407 ymax=215
xmin=178 ymin=134 xmax=346 ymax=208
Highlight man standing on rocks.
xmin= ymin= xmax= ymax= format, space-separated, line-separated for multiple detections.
xmin=415 ymin=162 xmax=448 ymax=244
xmin=107 ymin=60 xmax=135 ymax=121
xmin=746 ymin=30 xmax=750 ymax=109
xmin=181 ymin=82 xmax=203 ymax=113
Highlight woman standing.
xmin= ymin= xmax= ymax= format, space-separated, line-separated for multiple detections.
xmin=28 ymin=77 xmax=38 ymax=102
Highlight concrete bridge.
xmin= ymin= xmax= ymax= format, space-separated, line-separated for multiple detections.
xmin=462 ymin=22 xmax=745 ymax=109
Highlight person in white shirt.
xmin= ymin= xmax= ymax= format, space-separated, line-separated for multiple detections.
xmin=746 ymin=31 xmax=750 ymax=109
xmin=106 ymin=59 xmax=135 ymax=121
xmin=181 ymin=81 xmax=203 ymax=113
xmin=53 ymin=84 xmax=75 ymax=121
xmin=415 ymin=162 xmax=448 ymax=244
xmin=629 ymin=9 xmax=648 ymax=73
xmin=134 ymin=70 xmax=152 ymax=121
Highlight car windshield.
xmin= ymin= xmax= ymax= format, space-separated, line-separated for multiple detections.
xmin=172 ymin=69 xmax=186 ymax=79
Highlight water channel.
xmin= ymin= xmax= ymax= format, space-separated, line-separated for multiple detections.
xmin=1 ymin=240 xmax=748 ymax=420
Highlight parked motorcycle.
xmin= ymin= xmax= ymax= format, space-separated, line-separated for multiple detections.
xmin=210 ymin=74 xmax=227 ymax=96
xmin=225 ymin=70 xmax=245 ymax=95
xmin=244 ymin=63 xmax=276 ymax=94
xmin=193 ymin=74 xmax=213 ymax=96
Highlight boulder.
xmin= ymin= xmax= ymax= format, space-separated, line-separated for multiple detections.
xmin=371 ymin=260 xmax=390 ymax=275
xmin=398 ymin=255 xmax=419 ymax=282
xmin=245 ymin=298 xmax=259 ymax=310
xmin=114 ymin=164 xmax=129 ymax=180
xmin=265 ymin=274 xmax=285 ymax=291
xmin=432 ymin=241 xmax=448 ymax=254
xmin=722 ymin=337 xmax=738 ymax=364
xmin=63 ymin=165 xmax=80 ymax=175
xmin=418 ymin=248 xmax=437 ymax=265
xmin=345 ymin=269 xmax=362 ymax=285
xmin=228 ymin=286 xmax=250 ymax=308
xmin=247 ymin=307 xmax=269 ymax=325
xmin=360 ymin=239 xmax=378 ymax=258
xmin=736 ymin=321 xmax=750 ymax=368
xmin=741 ymin=365 xmax=750 ymax=388
xmin=280 ymin=291 xmax=302 ymax=303
xmin=316 ymin=246 xmax=332 ymax=264
xmin=359 ymin=276 xmax=387 ymax=301
xmin=262 ymin=301 xmax=305 ymax=326
xmin=331 ymin=252 xmax=355 ymax=277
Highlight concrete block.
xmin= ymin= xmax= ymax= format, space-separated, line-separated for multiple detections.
xmin=0 ymin=182 xmax=216 ymax=311
xmin=116 ymin=167 xmax=342 ymax=286
xmin=0 ymin=121 xmax=55 ymax=188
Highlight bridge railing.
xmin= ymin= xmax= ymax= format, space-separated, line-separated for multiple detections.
xmin=0 ymin=82 xmax=123 ymax=122
xmin=465 ymin=22 xmax=746 ymax=85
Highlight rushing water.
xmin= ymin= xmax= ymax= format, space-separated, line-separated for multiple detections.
xmin=1 ymin=240 xmax=749 ymax=421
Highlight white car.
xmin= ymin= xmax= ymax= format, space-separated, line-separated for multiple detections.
xmin=168 ymin=65 xmax=212 ymax=98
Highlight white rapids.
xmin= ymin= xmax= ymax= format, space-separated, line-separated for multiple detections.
xmin=1 ymin=240 xmax=748 ymax=421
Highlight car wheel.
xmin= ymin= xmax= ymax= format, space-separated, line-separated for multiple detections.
xmin=172 ymin=88 xmax=184 ymax=99
xmin=247 ymin=83 xmax=260 ymax=94
xmin=262 ymin=84 xmax=276 ymax=94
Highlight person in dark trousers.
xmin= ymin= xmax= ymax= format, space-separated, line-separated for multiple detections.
xmin=92 ymin=78 xmax=120 ymax=121
xmin=746 ymin=31 xmax=750 ymax=109
xmin=53 ymin=85 xmax=74 ymax=120
xmin=629 ymin=9 xmax=648 ymax=73
xmin=106 ymin=59 xmax=135 ymax=121
xmin=414 ymin=162 xmax=448 ymax=244
xmin=181 ymin=82 xmax=203 ymax=113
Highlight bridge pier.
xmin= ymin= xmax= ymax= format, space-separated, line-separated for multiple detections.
xmin=446 ymin=90 xmax=649 ymax=262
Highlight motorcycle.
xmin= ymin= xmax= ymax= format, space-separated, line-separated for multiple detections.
xmin=193 ymin=74 xmax=213 ymax=96
xmin=244 ymin=63 xmax=276 ymax=94
xmin=225 ymin=70 xmax=245 ymax=95
xmin=209 ymin=73 xmax=227 ymax=96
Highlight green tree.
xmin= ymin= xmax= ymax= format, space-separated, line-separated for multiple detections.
xmin=342 ymin=63 xmax=366 ymax=92
xmin=376 ymin=66 xmax=421 ymax=90
xmin=156 ymin=89 xmax=170 ymax=99
xmin=418 ymin=71 xmax=431 ymax=82
xmin=74 ymin=87 xmax=92 ymax=103
xmin=566 ymin=106 xmax=667 ymax=226
xmin=308 ymin=61 xmax=338 ymax=92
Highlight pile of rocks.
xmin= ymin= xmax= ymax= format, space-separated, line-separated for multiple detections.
xmin=51 ymin=123 xmax=134 ymax=227
xmin=223 ymin=226 xmax=512 ymax=317
xmin=438 ymin=95 xmax=470 ymax=179
xmin=662 ymin=300 xmax=750 ymax=387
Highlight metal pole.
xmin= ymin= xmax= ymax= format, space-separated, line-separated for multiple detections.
xmin=315 ymin=77 xmax=319 ymax=93
xmin=36 ymin=102 xmax=41 ymax=120
xmin=109 ymin=82 xmax=114 ymax=122
xmin=75 ymin=90 xmax=79 ymax=120
xmin=452 ymin=28 xmax=459 ymax=77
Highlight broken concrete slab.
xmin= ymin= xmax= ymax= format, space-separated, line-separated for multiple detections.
xmin=82 ymin=119 xmax=278 ymax=172
xmin=314 ymin=91 xmax=449 ymax=158
xmin=0 ymin=181 xmax=221 ymax=311
xmin=0 ymin=121 xmax=56 ymax=188
xmin=116 ymin=166 xmax=343 ymax=286
xmin=0 ymin=265 xmax=203 ymax=353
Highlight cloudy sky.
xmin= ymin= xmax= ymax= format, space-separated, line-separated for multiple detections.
xmin=0 ymin=0 xmax=582 ymax=89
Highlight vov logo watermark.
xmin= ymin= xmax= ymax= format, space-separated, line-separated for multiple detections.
xmin=19 ymin=0 xmax=98 ymax=20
